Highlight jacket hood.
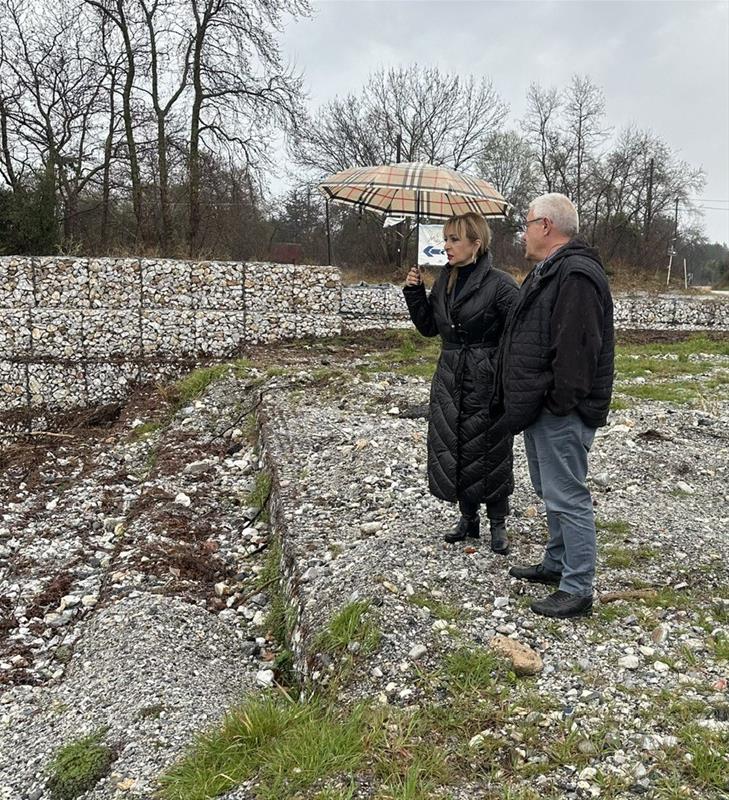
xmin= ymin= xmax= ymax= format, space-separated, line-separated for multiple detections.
xmin=540 ymin=238 xmax=604 ymax=274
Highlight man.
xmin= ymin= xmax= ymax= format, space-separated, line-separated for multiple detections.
xmin=496 ymin=193 xmax=614 ymax=618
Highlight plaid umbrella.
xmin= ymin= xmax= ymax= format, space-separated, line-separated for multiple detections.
xmin=318 ymin=161 xmax=509 ymax=220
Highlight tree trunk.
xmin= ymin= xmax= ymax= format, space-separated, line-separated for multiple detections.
xmin=188 ymin=27 xmax=204 ymax=257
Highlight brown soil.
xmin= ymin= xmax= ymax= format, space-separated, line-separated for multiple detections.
xmin=616 ymin=329 xmax=729 ymax=345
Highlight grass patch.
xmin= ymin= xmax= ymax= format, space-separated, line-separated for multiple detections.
xmin=704 ymin=369 xmax=729 ymax=390
xmin=245 ymin=470 xmax=271 ymax=522
xmin=638 ymin=587 xmax=694 ymax=611
xmin=408 ymin=592 xmax=461 ymax=621
xmin=129 ymin=420 xmax=163 ymax=441
xmin=47 ymin=729 xmax=114 ymax=800
xmin=614 ymin=354 xmax=707 ymax=379
xmin=602 ymin=544 xmax=658 ymax=569
xmin=676 ymin=724 xmax=729 ymax=792
xmin=620 ymin=382 xmax=698 ymax=404
xmin=315 ymin=600 xmax=380 ymax=656
xmin=616 ymin=335 xmax=729 ymax=360
xmin=594 ymin=602 xmax=635 ymax=624
xmin=712 ymin=633 xmax=729 ymax=661
xmin=160 ymin=645 xmax=634 ymax=800
xmin=441 ymin=647 xmax=502 ymax=694
xmin=373 ymin=762 xmax=438 ymax=799
xmin=596 ymin=517 xmax=631 ymax=537
xmin=163 ymin=359 xmax=253 ymax=413
xmin=257 ymin=539 xmax=297 ymax=653
xmin=658 ymin=692 xmax=708 ymax=726
xmin=160 ymin=695 xmax=366 ymax=800
xmin=361 ymin=329 xmax=440 ymax=378
xmin=165 ymin=364 xmax=232 ymax=409
xmin=610 ymin=395 xmax=633 ymax=411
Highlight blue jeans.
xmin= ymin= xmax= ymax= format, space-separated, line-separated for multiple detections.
xmin=523 ymin=410 xmax=597 ymax=596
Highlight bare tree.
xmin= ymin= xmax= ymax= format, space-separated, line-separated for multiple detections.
xmin=475 ymin=130 xmax=538 ymax=214
xmin=294 ymin=65 xmax=508 ymax=176
xmin=522 ymin=82 xmax=562 ymax=193
xmin=185 ymin=0 xmax=310 ymax=255
xmin=563 ymin=74 xmax=608 ymax=217
xmin=84 ymin=0 xmax=146 ymax=245
xmin=137 ymin=0 xmax=191 ymax=250
xmin=2 ymin=0 xmax=113 ymax=243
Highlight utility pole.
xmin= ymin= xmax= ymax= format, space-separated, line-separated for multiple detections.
xmin=325 ymin=199 xmax=332 ymax=266
xmin=396 ymin=133 xmax=405 ymax=270
xmin=644 ymin=157 xmax=654 ymax=237
xmin=666 ymin=196 xmax=679 ymax=287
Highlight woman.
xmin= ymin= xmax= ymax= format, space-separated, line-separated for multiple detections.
xmin=403 ymin=212 xmax=518 ymax=554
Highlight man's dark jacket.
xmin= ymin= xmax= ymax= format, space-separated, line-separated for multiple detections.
xmin=403 ymin=252 xmax=518 ymax=506
xmin=496 ymin=239 xmax=614 ymax=435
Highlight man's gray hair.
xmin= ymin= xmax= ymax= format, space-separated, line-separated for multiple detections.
xmin=529 ymin=193 xmax=579 ymax=237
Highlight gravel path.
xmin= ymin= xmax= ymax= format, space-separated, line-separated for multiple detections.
xmin=1 ymin=334 xmax=728 ymax=799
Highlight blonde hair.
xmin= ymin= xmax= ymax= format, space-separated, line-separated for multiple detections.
xmin=443 ymin=212 xmax=491 ymax=293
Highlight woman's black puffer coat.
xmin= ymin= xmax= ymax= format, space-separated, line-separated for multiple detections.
xmin=403 ymin=252 xmax=518 ymax=507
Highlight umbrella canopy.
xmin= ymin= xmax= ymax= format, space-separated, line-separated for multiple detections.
xmin=318 ymin=161 xmax=509 ymax=220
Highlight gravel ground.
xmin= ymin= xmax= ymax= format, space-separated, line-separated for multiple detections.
xmin=0 ymin=374 xmax=277 ymax=799
xmin=1 ymin=333 xmax=728 ymax=800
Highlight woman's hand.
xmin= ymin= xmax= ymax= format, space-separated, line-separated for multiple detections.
xmin=405 ymin=267 xmax=422 ymax=287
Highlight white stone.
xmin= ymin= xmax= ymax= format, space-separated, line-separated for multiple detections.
xmin=360 ymin=521 xmax=383 ymax=535
xmin=256 ymin=669 xmax=275 ymax=687
xmin=469 ymin=732 xmax=487 ymax=748
xmin=408 ymin=644 xmax=427 ymax=660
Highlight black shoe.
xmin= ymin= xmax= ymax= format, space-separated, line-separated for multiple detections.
xmin=489 ymin=519 xmax=509 ymax=555
xmin=443 ymin=515 xmax=480 ymax=544
xmin=530 ymin=590 xmax=593 ymax=619
xmin=508 ymin=563 xmax=562 ymax=586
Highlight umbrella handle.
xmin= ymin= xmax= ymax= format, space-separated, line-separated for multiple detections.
xmin=414 ymin=190 xmax=421 ymax=268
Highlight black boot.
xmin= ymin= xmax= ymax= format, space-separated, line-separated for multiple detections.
xmin=443 ymin=515 xmax=480 ymax=543
xmin=489 ymin=518 xmax=509 ymax=555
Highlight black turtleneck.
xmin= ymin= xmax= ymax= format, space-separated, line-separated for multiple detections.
xmin=451 ymin=261 xmax=477 ymax=300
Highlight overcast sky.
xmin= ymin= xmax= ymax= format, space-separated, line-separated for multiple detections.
xmin=278 ymin=0 xmax=729 ymax=245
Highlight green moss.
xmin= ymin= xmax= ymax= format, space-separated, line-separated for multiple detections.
xmin=47 ymin=729 xmax=114 ymax=800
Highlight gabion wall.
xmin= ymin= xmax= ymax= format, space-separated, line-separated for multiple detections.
xmin=1 ymin=257 xmax=340 ymax=427
xmin=340 ymin=285 xmax=729 ymax=333
xmin=3 ymin=254 xmax=728 ymax=430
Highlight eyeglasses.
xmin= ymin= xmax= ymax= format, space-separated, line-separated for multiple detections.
xmin=519 ymin=216 xmax=546 ymax=232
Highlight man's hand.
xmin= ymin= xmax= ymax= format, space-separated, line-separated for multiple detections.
xmin=405 ymin=267 xmax=422 ymax=287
